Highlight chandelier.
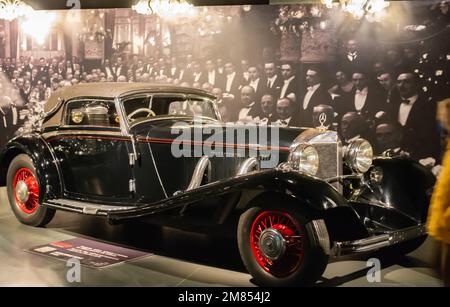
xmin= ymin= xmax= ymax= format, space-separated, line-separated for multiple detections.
xmin=321 ymin=0 xmax=390 ymax=21
xmin=0 ymin=0 xmax=34 ymax=21
xmin=132 ymin=0 xmax=195 ymax=18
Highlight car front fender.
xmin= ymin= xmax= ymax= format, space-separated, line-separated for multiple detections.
xmin=107 ymin=169 xmax=351 ymax=222
xmin=353 ymin=157 xmax=436 ymax=224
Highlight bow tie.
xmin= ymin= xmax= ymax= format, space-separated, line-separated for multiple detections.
xmin=401 ymin=98 xmax=412 ymax=104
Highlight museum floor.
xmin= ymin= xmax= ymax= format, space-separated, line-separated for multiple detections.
xmin=0 ymin=187 xmax=444 ymax=287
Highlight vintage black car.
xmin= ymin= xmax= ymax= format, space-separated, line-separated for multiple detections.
xmin=0 ymin=83 xmax=435 ymax=286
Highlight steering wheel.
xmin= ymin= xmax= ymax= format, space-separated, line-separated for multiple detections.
xmin=127 ymin=108 xmax=156 ymax=122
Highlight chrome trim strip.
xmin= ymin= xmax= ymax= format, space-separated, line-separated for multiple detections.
xmin=331 ymin=224 xmax=427 ymax=257
xmin=44 ymin=96 xmax=65 ymax=120
xmin=114 ymin=96 xmax=131 ymax=137
xmin=42 ymin=130 xmax=126 ymax=139
xmin=147 ymin=141 xmax=168 ymax=198
xmin=237 ymin=157 xmax=260 ymax=175
xmin=291 ymin=128 xmax=338 ymax=149
xmin=130 ymin=115 xmax=220 ymax=130
xmin=187 ymin=156 xmax=211 ymax=190
xmin=45 ymin=199 xmax=134 ymax=216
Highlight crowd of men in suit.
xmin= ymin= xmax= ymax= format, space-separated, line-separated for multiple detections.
xmin=0 ymin=33 xmax=448 ymax=168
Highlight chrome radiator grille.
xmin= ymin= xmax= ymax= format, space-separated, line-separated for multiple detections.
xmin=315 ymin=142 xmax=341 ymax=181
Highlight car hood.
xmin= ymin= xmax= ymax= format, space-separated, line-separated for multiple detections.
xmin=130 ymin=118 xmax=308 ymax=152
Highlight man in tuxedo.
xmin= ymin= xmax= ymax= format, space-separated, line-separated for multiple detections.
xmin=378 ymin=72 xmax=400 ymax=106
xmin=254 ymin=93 xmax=275 ymax=125
xmin=65 ymin=60 xmax=75 ymax=76
xmin=16 ymin=78 xmax=29 ymax=104
xmin=156 ymin=57 xmax=168 ymax=77
xmin=338 ymin=39 xmax=367 ymax=75
xmin=0 ymin=97 xmax=23 ymax=144
xmin=375 ymin=122 xmax=408 ymax=157
xmin=279 ymin=63 xmax=299 ymax=101
xmin=0 ymin=104 xmax=8 ymax=147
xmin=216 ymin=58 xmax=225 ymax=75
xmin=113 ymin=57 xmax=128 ymax=80
xmin=339 ymin=111 xmax=374 ymax=146
xmin=20 ymin=57 xmax=33 ymax=76
xmin=264 ymin=62 xmax=283 ymax=98
xmin=55 ymin=62 xmax=66 ymax=80
xmin=222 ymin=62 xmax=244 ymax=101
xmin=30 ymin=68 xmax=40 ymax=87
xmin=391 ymin=72 xmax=440 ymax=161
xmin=247 ymin=66 xmax=265 ymax=103
xmin=300 ymin=68 xmax=333 ymax=127
xmin=348 ymin=72 xmax=387 ymax=120
xmin=273 ymin=97 xmax=300 ymax=127
xmin=50 ymin=57 xmax=59 ymax=72
xmin=167 ymin=57 xmax=184 ymax=81
xmin=102 ymin=59 xmax=116 ymax=81
xmin=241 ymin=59 xmax=250 ymax=82
xmin=205 ymin=59 xmax=222 ymax=88
xmin=190 ymin=62 xmax=204 ymax=84
xmin=133 ymin=59 xmax=146 ymax=76
xmin=2 ymin=57 xmax=15 ymax=79
xmin=36 ymin=57 xmax=50 ymax=86
xmin=237 ymin=86 xmax=259 ymax=123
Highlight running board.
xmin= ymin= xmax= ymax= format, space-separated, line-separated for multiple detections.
xmin=45 ymin=199 xmax=135 ymax=216
xmin=331 ymin=224 xmax=427 ymax=257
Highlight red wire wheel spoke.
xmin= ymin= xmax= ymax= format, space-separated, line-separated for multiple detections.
xmin=250 ymin=211 xmax=304 ymax=277
xmin=13 ymin=168 xmax=40 ymax=215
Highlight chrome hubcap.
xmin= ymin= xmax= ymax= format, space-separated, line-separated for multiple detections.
xmin=15 ymin=180 xmax=30 ymax=203
xmin=258 ymin=228 xmax=286 ymax=260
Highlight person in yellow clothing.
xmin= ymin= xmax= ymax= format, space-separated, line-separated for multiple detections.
xmin=427 ymin=98 xmax=450 ymax=286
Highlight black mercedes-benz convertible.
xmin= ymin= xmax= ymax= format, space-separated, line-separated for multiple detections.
xmin=0 ymin=83 xmax=434 ymax=286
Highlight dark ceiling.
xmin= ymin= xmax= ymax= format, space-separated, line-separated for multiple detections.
xmin=24 ymin=0 xmax=271 ymax=10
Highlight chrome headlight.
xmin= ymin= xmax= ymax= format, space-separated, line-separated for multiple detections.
xmin=344 ymin=138 xmax=373 ymax=173
xmin=288 ymin=144 xmax=319 ymax=176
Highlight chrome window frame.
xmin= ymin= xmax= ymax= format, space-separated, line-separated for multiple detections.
xmin=117 ymin=90 xmax=222 ymax=134
xmin=61 ymin=97 xmax=122 ymax=131
xmin=44 ymin=96 xmax=65 ymax=121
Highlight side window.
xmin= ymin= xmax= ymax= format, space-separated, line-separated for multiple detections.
xmin=65 ymin=99 xmax=120 ymax=128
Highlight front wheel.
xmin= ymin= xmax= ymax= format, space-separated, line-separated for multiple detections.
xmin=237 ymin=205 xmax=328 ymax=286
xmin=6 ymin=154 xmax=55 ymax=227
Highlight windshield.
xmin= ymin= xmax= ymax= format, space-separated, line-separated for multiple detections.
xmin=121 ymin=94 xmax=219 ymax=125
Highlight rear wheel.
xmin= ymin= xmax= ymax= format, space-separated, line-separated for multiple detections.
xmin=6 ymin=154 xmax=55 ymax=227
xmin=237 ymin=205 xmax=328 ymax=286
